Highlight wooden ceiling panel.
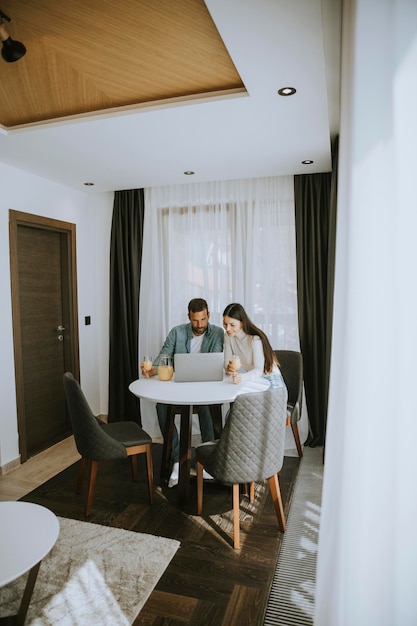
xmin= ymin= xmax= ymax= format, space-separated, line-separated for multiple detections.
xmin=0 ymin=0 xmax=245 ymax=127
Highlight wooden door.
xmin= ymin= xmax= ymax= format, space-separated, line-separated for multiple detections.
xmin=9 ymin=211 xmax=80 ymax=461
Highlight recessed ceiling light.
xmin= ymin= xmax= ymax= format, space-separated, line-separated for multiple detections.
xmin=184 ymin=171 xmax=195 ymax=176
xmin=278 ymin=87 xmax=296 ymax=96
xmin=84 ymin=182 xmax=94 ymax=186
xmin=301 ymin=160 xmax=314 ymax=165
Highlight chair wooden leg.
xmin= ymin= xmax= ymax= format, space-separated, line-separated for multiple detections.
xmin=85 ymin=460 xmax=99 ymax=517
xmin=76 ymin=457 xmax=88 ymax=493
xmin=131 ymin=454 xmax=138 ymax=481
xmin=243 ymin=482 xmax=255 ymax=501
xmin=268 ymin=474 xmax=286 ymax=532
xmin=127 ymin=444 xmax=154 ymax=505
xmin=197 ymin=461 xmax=204 ymax=515
xmin=232 ymin=483 xmax=240 ymax=549
xmin=145 ymin=444 xmax=154 ymax=504
xmin=291 ymin=422 xmax=303 ymax=457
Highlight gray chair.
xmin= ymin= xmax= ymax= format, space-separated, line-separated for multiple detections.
xmin=63 ymin=372 xmax=154 ymax=516
xmin=275 ymin=350 xmax=304 ymax=457
xmin=196 ymin=386 xmax=288 ymax=549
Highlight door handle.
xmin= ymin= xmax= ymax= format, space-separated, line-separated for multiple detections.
xmin=57 ymin=325 xmax=66 ymax=332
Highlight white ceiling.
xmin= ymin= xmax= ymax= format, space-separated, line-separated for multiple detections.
xmin=0 ymin=0 xmax=341 ymax=193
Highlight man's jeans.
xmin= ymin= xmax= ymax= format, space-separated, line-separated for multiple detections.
xmin=156 ymin=403 xmax=215 ymax=463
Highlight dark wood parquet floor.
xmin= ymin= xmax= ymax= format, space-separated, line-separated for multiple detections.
xmin=20 ymin=444 xmax=300 ymax=626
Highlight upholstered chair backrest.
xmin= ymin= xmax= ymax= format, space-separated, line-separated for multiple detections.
xmin=204 ymin=386 xmax=287 ymax=484
xmin=63 ymin=372 xmax=127 ymax=460
xmin=274 ymin=350 xmax=303 ymax=424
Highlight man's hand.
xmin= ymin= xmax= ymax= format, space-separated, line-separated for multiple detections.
xmin=140 ymin=362 xmax=156 ymax=378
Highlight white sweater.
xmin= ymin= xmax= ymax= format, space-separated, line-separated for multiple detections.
xmin=223 ymin=329 xmax=280 ymax=383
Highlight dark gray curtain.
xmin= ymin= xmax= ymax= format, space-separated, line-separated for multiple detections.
xmin=294 ymin=137 xmax=338 ymax=446
xmin=108 ymin=189 xmax=145 ymax=423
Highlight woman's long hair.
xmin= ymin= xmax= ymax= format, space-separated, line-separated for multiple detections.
xmin=222 ymin=302 xmax=278 ymax=374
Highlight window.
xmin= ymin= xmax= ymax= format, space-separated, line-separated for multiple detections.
xmin=140 ymin=176 xmax=299 ymax=354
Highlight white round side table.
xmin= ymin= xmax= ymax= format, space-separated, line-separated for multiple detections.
xmin=0 ymin=501 xmax=59 ymax=625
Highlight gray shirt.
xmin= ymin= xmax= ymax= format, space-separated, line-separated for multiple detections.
xmin=154 ymin=322 xmax=224 ymax=367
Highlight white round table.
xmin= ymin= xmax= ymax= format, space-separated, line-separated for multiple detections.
xmin=129 ymin=376 xmax=269 ymax=406
xmin=129 ymin=376 xmax=269 ymax=504
xmin=0 ymin=501 xmax=59 ymax=625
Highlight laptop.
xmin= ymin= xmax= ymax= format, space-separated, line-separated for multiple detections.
xmin=174 ymin=352 xmax=224 ymax=383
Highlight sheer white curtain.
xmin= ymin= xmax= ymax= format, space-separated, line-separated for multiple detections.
xmin=315 ymin=1 xmax=417 ymax=624
xmin=139 ymin=176 xmax=304 ymax=441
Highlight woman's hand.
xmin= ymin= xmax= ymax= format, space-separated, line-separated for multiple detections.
xmin=226 ymin=361 xmax=235 ymax=376
xmin=227 ymin=358 xmax=241 ymax=376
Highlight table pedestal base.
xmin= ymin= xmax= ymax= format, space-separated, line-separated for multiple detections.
xmin=161 ymin=404 xmax=223 ymax=504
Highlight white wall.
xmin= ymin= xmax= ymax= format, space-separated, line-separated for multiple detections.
xmin=0 ymin=163 xmax=113 ymax=468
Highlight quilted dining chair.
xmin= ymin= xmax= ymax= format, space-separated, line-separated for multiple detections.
xmin=196 ymin=386 xmax=288 ymax=549
xmin=274 ymin=350 xmax=304 ymax=457
xmin=63 ymin=372 xmax=154 ymax=516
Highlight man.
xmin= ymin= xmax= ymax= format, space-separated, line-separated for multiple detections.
xmin=141 ymin=298 xmax=224 ymax=487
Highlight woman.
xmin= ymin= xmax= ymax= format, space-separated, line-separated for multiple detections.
xmin=223 ymin=302 xmax=285 ymax=388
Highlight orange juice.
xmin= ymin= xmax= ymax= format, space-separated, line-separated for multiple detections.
xmin=143 ymin=360 xmax=153 ymax=371
xmin=158 ymin=365 xmax=174 ymax=381
xmin=230 ymin=355 xmax=241 ymax=371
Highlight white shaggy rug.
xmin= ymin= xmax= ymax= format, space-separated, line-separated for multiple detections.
xmin=0 ymin=517 xmax=180 ymax=625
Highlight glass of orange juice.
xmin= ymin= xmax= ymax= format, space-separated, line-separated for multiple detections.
xmin=158 ymin=354 xmax=174 ymax=381
xmin=230 ymin=355 xmax=241 ymax=371
xmin=143 ymin=356 xmax=153 ymax=372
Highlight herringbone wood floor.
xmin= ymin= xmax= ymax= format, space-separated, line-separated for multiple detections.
xmin=0 ymin=437 xmax=299 ymax=625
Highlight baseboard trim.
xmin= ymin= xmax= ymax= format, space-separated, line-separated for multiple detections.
xmin=0 ymin=455 xmax=21 ymax=476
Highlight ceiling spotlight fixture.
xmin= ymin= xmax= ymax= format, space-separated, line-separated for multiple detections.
xmin=278 ymin=87 xmax=296 ymax=96
xmin=84 ymin=182 xmax=95 ymax=186
xmin=184 ymin=171 xmax=195 ymax=176
xmin=302 ymin=160 xmax=314 ymax=165
xmin=0 ymin=8 xmax=26 ymax=63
